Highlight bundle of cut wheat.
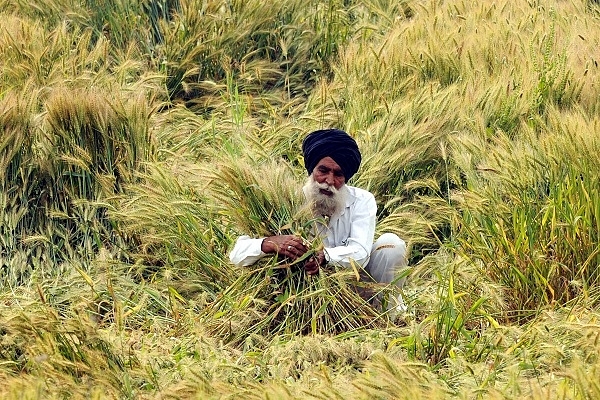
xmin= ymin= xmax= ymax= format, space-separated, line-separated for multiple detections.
xmin=203 ymin=156 xmax=386 ymax=344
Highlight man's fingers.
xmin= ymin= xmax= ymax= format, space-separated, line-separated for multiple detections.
xmin=289 ymin=239 xmax=307 ymax=252
xmin=263 ymin=235 xmax=310 ymax=259
xmin=262 ymin=235 xmax=309 ymax=257
xmin=304 ymin=257 xmax=320 ymax=275
xmin=306 ymin=265 xmax=319 ymax=275
xmin=284 ymin=238 xmax=310 ymax=258
xmin=287 ymin=245 xmax=300 ymax=259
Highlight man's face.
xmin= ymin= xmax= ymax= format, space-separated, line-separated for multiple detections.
xmin=303 ymin=157 xmax=348 ymax=218
xmin=312 ymin=157 xmax=346 ymax=192
xmin=302 ymin=175 xmax=347 ymax=218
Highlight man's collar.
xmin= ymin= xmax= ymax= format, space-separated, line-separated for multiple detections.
xmin=337 ymin=185 xmax=355 ymax=217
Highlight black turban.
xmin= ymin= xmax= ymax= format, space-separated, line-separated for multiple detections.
xmin=302 ymin=129 xmax=362 ymax=181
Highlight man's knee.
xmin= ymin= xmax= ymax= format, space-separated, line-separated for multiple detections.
xmin=373 ymin=233 xmax=406 ymax=260
xmin=377 ymin=232 xmax=405 ymax=246
xmin=368 ymin=233 xmax=408 ymax=286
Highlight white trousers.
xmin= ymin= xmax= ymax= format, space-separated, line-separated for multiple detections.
xmin=366 ymin=233 xmax=408 ymax=312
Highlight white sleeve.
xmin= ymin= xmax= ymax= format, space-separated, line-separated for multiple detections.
xmin=324 ymin=193 xmax=376 ymax=268
xmin=229 ymin=235 xmax=267 ymax=267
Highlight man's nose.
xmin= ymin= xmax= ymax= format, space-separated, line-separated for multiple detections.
xmin=325 ymin=173 xmax=334 ymax=186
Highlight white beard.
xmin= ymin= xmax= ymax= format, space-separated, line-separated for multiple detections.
xmin=302 ymin=175 xmax=348 ymax=218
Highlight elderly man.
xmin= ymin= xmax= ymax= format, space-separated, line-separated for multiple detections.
xmin=229 ymin=128 xmax=408 ymax=313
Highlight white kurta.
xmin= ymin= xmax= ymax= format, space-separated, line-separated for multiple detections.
xmin=228 ymin=185 xmax=408 ymax=314
xmin=229 ymin=185 xmax=376 ymax=268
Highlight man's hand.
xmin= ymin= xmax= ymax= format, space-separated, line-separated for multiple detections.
xmin=304 ymin=250 xmax=325 ymax=275
xmin=261 ymin=235 xmax=309 ymax=260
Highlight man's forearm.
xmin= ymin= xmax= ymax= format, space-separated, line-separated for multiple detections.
xmin=229 ymin=236 xmax=266 ymax=267
xmin=323 ymin=242 xmax=370 ymax=268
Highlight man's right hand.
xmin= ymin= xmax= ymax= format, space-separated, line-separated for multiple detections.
xmin=261 ymin=235 xmax=309 ymax=260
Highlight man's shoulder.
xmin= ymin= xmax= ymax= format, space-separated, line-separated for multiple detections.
xmin=345 ymin=185 xmax=375 ymax=202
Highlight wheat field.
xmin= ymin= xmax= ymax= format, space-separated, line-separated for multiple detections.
xmin=1 ymin=0 xmax=600 ymax=398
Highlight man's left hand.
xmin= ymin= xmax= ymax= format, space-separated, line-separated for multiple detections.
xmin=304 ymin=250 xmax=325 ymax=275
